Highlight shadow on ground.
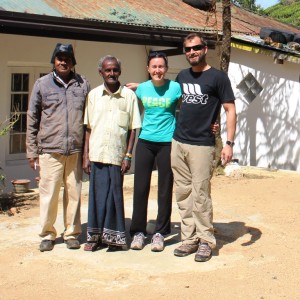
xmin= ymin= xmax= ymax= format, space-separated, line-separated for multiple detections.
xmin=76 ymin=220 xmax=261 ymax=255
xmin=214 ymin=221 xmax=262 ymax=255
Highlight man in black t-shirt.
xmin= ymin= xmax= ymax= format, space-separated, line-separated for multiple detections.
xmin=171 ymin=32 xmax=236 ymax=262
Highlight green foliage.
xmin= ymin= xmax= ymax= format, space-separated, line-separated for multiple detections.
xmin=265 ymin=1 xmax=300 ymax=26
xmin=0 ymin=113 xmax=20 ymax=137
xmin=232 ymin=0 xmax=258 ymax=10
xmin=232 ymin=0 xmax=300 ymax=26
xmin=0 ymin=113 xmax=20 ymax=192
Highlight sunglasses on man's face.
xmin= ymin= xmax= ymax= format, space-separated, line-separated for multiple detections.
xmin=184 ymin=44 xmax=206 ymax=53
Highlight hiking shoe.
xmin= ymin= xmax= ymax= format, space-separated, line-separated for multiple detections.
xmin=130 ymin=233 xmax=146 ymax=250
xmin=65 ymin=239 xmax=80 ymax=249
xmin=194 ymin=243 xmax=212 ymax=262
xmin=151 ymin=233 xmax=164 ymax=252
xmin=39 ymin=240 xmax=55 ymax=252
xmin=174 ymin=243 xmax=198 ymax=257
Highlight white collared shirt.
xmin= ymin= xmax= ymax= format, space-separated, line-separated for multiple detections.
xmin=84 ymin=84 xmax=141 ymax=165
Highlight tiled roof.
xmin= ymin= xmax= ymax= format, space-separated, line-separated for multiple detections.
xmin=1 ymin=0 xmax=300 ymax=35
xmin=1 ymin=0 xmax=300 ymax=58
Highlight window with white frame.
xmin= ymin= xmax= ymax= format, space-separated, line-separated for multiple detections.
xmin=8 ymin=67 xmax=50 ymax=158
xmin=10 ymin=73 xmax=29 ymax=154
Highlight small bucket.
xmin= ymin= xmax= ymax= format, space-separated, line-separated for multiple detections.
xmin=11 ymin=179 xmax=31 ymax=193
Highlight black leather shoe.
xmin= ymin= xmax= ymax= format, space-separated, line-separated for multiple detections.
xmin=65 ymin=239 xmax=80 ymax=249
xmin=40 ymin=240 xmax=55 ymax=252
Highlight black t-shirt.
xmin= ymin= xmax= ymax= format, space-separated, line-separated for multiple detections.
xmin=174 ymin=67 xmax=235 ymax=146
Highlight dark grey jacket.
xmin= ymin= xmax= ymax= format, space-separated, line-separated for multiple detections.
xmin=26 ymin=72 xmax=90 ymax=158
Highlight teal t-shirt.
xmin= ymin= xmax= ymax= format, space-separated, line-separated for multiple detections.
xmin=136 ymin=79 xmax=181 ymax=142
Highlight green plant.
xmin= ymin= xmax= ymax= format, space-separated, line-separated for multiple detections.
xmin=0 ymin=113 xmax=19 ymax=137
xmin=265 ymin=1 xmax=300 ymax=27
xmin=0 ymin=112 xmax=20 ymax=192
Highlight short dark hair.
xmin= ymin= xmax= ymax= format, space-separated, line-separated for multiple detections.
xmin=183 ymin=33 xmax=207 ymax=47
xmin=147 ymin=51 xmax=168 ymax=67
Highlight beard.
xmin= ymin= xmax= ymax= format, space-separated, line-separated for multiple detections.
xmin=186 ymin=53 xmax=206 ymax=66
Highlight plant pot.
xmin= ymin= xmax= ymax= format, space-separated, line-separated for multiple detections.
xmin=11 ymin=179 xmax=31 ymax=193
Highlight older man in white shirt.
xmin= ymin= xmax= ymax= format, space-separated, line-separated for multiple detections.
xmin=82 ymin=55 xmax=141 ymax=252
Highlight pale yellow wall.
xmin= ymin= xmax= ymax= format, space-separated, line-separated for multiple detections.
xmin=0 ymin=34 xmax=150 ymax=190
xmin=2 ymin=34 xmax=219 ymax=190
xmin=5 ymin=32 xmax=299 ymax=190
xmin=0 ymin=34 xmax=232 ymax=191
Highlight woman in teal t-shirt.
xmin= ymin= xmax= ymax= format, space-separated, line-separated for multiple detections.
xmin=129 ymin=52 xmax=181 ymax=252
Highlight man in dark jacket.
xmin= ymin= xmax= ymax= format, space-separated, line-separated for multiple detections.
xmin=26 ymin=43 xmax=90 ymax=252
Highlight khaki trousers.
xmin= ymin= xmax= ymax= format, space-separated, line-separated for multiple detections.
xmin=38 ymin=153 xmax=82 ymax=241
xmin=171 ymin=139 xmax=216 ymax=249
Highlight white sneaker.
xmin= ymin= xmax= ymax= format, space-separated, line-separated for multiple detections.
xmin=151 ymin=233 xmax=164 ymax=252
xmin=130 ymin=233 xmax=146 ymax=250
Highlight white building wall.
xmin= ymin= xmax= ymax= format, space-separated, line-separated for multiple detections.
xmin=226 ymin=47 xmax=300 ymax=171
xmin=2 ymin=32 xmax=299 ymax=192
xmin=0 ymin=34 xmax=148 ymax=191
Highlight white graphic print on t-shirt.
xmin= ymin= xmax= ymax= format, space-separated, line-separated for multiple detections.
xmin=182 ymin=83 xmax=208 ymax=105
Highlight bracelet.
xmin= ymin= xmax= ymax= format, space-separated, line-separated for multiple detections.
xmin=125 ymin=152 xmax=133 ymax=158
xmin=123 ymin=156 xmax=131 ymax=161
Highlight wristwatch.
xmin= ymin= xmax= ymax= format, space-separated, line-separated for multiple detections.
xmin=226 ymin=140 xmax=235 ymax=147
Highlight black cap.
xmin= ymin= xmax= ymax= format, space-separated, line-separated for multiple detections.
xmin=50 ymin=43 xmax=77 ymax=65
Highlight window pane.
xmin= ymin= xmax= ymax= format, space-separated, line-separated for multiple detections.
xmin=12 ymin=117 xmax=21 ymax=132
xmin=11 ymin=93 xmax=29 ymax=112
xmin=11 ymin=74 xmax=22 ymax=91
xmin=22 ymin=74 xmax=29 ymax=91
xmin=21 ymin=94 xmax=28 ymax=111
xmin=20 ymin=134 xmax=26 ymax=153
xmin=10 ymin=134 xmax=20 ymax=154
xmin=11 ymin=73 xmax=29 ymax=92
xmin=11 ymin=94 xmax=21 ymax=111
xmin=21 ymin=114 xmax=26 ymax=132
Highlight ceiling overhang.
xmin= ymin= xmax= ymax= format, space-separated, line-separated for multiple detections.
xmin=231 ymin=37 xmax=300 ymax=64
xmin=0 ymin=10 xmax=219 ymax=51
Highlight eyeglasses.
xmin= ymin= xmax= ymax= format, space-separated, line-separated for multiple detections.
xmin=184 ymin=44 xmax=206 ymax=53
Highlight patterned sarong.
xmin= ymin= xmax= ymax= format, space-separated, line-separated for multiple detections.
xmin=86 ymin=162 xmax=126 ymax=246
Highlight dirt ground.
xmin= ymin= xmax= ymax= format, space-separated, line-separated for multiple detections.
xmin=0 ymin=166 xmax=300 ymax=300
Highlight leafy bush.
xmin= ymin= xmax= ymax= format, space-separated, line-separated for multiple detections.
xmin=265 ymin=1 xmax=300 ymax=27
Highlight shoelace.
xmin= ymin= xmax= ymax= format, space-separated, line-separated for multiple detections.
xmin=134 ymin=234 xmax=145 ymax=243
xmin=152 ymin=234 xmax=163 ymax=244
xmin=198 ymin=243 xmax=211 ymax=256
